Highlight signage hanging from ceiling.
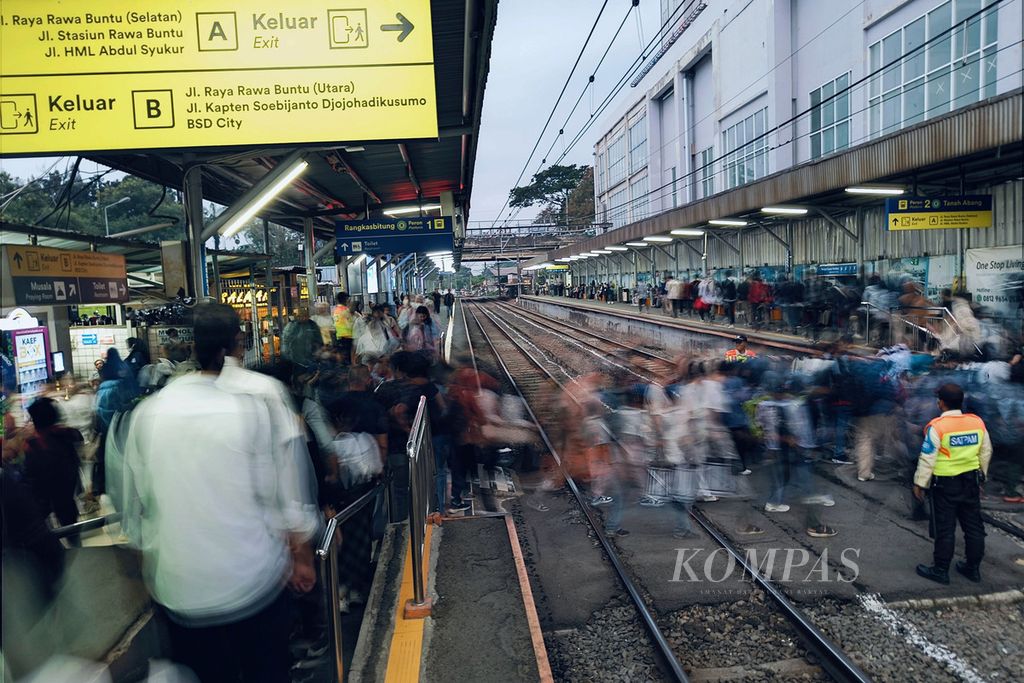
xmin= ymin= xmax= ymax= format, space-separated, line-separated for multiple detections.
xmin=335 ymin=216 xmax=453 ymax=259
xmin=886 ymin=195 xmax=992 ymax=231
xmin=3 ymin=245 xmax=128 ymax=305
xmin=0 ymin=0 xmax=437 ymax=155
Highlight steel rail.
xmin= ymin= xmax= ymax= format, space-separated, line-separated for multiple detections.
xmin=689 ymin=510 xmax=873 ymax=683
xmin=494 ymin=300 xmax=672 ymax=366
xmin=463 ymin=301 xmax=690 ymax=683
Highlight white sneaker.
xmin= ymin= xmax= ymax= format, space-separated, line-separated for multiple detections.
xmin=764 ymin=503 xmax=790 ymax=512
xmin=698 ymin=495 xmax=720 ymax=502
xmin=802 ymin=494 xmax=836 ymax=507
xmin=739 ymin=469 xmax=752 ymax=476
xmin=857 ymin=473 xmax=875 ymax=482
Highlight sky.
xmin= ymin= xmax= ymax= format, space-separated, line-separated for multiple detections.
xmin=469 ymin=0 xmax=660 ymax=227
xmin=1 ymin=0 xmax=660 ymax=227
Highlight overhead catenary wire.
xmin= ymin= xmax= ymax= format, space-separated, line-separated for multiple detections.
xmin=488 ymin=0 xmax=615 ymax=231
xmin=498 ymin=0 xmax=699 ymax=227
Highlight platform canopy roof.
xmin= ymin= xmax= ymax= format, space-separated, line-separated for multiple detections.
xmin=81 ymin=0 xmax=498 ymax=261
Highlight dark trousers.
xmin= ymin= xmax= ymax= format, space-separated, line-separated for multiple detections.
xmin=451 ymin=443 xmax=476 ymax=503
xmin=671 ymin=299 xmax=683 ymax=317
xmin=724 ymin=300 xmax=736 ymax=325
xmin=166 ymin=590 xmax=291 ymax=683
xmin=931 ymin=472 xmax=985 ymax=570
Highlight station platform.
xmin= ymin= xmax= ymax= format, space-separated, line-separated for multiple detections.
xmin=357 ymin=514 xmax=551 ymax=683
xmin=519 ymin=294 xmax=871 ymax=356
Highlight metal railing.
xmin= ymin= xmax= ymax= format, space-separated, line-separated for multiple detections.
xmin=316 ymin=479 xmax=389 ymax=683
xmin=405 ymin=395 xmax=436 ymax=616
xmin=50 ymin=512 xmax=122 ymax=539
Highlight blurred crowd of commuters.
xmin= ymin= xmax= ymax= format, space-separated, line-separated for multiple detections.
xmin=544 ymin=335 xmax=1023 ymax=544
xmin=557 ymin=270 xmax=1018 ymax=357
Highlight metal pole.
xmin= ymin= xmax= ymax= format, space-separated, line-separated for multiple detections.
xmin=249 ymin=267 xmax=260 ymax=360
xmin=211 ymin=235 xmax=222 ymax=301
xmin=184 ymin=166 xmax=207 ymax=299
xmin=304 ymin=216 xmax=317 ymax=314
xmin=263 ymin=219 xmax=276 ymax=360
xmin=413 ymin=253 xmax=419 ymax=293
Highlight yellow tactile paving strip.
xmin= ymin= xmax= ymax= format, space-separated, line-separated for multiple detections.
xmin=384 ymin=524 xmax=433 ymax=683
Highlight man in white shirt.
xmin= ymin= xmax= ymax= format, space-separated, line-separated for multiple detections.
xmin=124 ymin=303 xmax=318 ymax=682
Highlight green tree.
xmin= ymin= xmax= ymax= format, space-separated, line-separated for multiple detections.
xmin=535 ymin=166 xmax=594 ymax=227
xmin=98 ymin=175 xmax=184 ymax=241
xmin=235 ymin=220 xmax=305 ymax=269
xmin=508 ymin=164 xmax=588 ymax=226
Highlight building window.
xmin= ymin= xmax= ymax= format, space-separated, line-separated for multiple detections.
xmin=609 ymin=187 xmax=629 ymax=228
xmin=628 ymin=113 xmax=648 ymax=175
xmin=608 ymin=133 xmax=627 ymax=187
xmin=630 ymin=175 xmax=649 ymax=222
xmin=596 ymin=150 xmax=606 ymax=194
xmin=869 ymin=0 xmax=998 ymax=138
xmin=698 ymin=147 xmax=715 ymax=198
xmin=810 ymin=73 xmax=851 ymax=158
xmin=721 ymin=108 xmax=768 ymax=190
xmin=670 ymin=167 xmax=679 ymax=207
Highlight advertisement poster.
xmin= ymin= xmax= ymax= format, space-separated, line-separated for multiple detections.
xmin=925 ymin=255 xmax=957 ymax=299
xmin=965 ymin=245 xmax=1024 ymax=319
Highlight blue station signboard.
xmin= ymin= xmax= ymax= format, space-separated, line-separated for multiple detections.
xmin=335 ymin=217 xmax=454 ymax=260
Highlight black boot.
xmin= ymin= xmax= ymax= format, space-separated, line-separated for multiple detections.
xmin=915 ymin=564 xmax=950 ymax=584
xmin=955 ymin=560 xmax=981 ymax=583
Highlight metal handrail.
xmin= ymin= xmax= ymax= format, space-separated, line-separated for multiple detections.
xmin=860 ymin=300 xmax=938 ymax=349
xmin=51 ymin=512 xmax=122 ymax=539
xmin=316 ymin=478 xmax=390 ymax=683
xmin=404 ymin=395 xmax=436 ymax=614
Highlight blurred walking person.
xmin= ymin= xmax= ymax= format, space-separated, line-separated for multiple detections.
xmin=23 ymin=397 xmax=83 ymax=537
xmin=123 ymin=303 xmax=319 ymax=683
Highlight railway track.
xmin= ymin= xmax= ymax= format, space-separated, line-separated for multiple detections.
xmin=461 ymin=299 xmax=871 ymax=683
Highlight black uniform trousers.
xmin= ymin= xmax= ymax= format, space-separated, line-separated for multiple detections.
xmin=931 ymin=470 xmax=986 ymax=570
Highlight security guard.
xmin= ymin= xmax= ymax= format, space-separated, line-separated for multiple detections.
xmin=725 ymin=335 xmax=757 ymax=363
xmin=913 ymin=383 xmax=991 ymax=584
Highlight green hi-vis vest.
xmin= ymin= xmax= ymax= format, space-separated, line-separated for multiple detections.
xmin=333 ymin=305 xmax=353 ymax=339
xmin=925 ymin=413 xmax=985 ymax=477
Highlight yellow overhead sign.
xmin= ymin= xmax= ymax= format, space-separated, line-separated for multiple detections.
xmin=0 ymin=0 xmax=437 ymax=155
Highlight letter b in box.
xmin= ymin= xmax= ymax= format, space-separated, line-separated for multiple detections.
xmin=132 ymin=90 xmax=174 ymax=129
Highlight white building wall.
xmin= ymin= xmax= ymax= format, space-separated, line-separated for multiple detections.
xmin=592 ymin=0 xmax=1021 ymax=227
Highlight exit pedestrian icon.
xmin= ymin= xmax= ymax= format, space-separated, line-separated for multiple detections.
xmin=329 ymin=10 xmax=369 ymax=48
xmin=0 ymin=94 xmax=38 ymax=134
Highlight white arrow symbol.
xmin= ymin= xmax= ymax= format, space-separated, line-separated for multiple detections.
xmin=339 ymin=243 xmax=350 ymax=251
xmin=68 ymin=282 xmax=77 ymax=297
xmin=118 ymin=282 xmax=127 ymax=296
